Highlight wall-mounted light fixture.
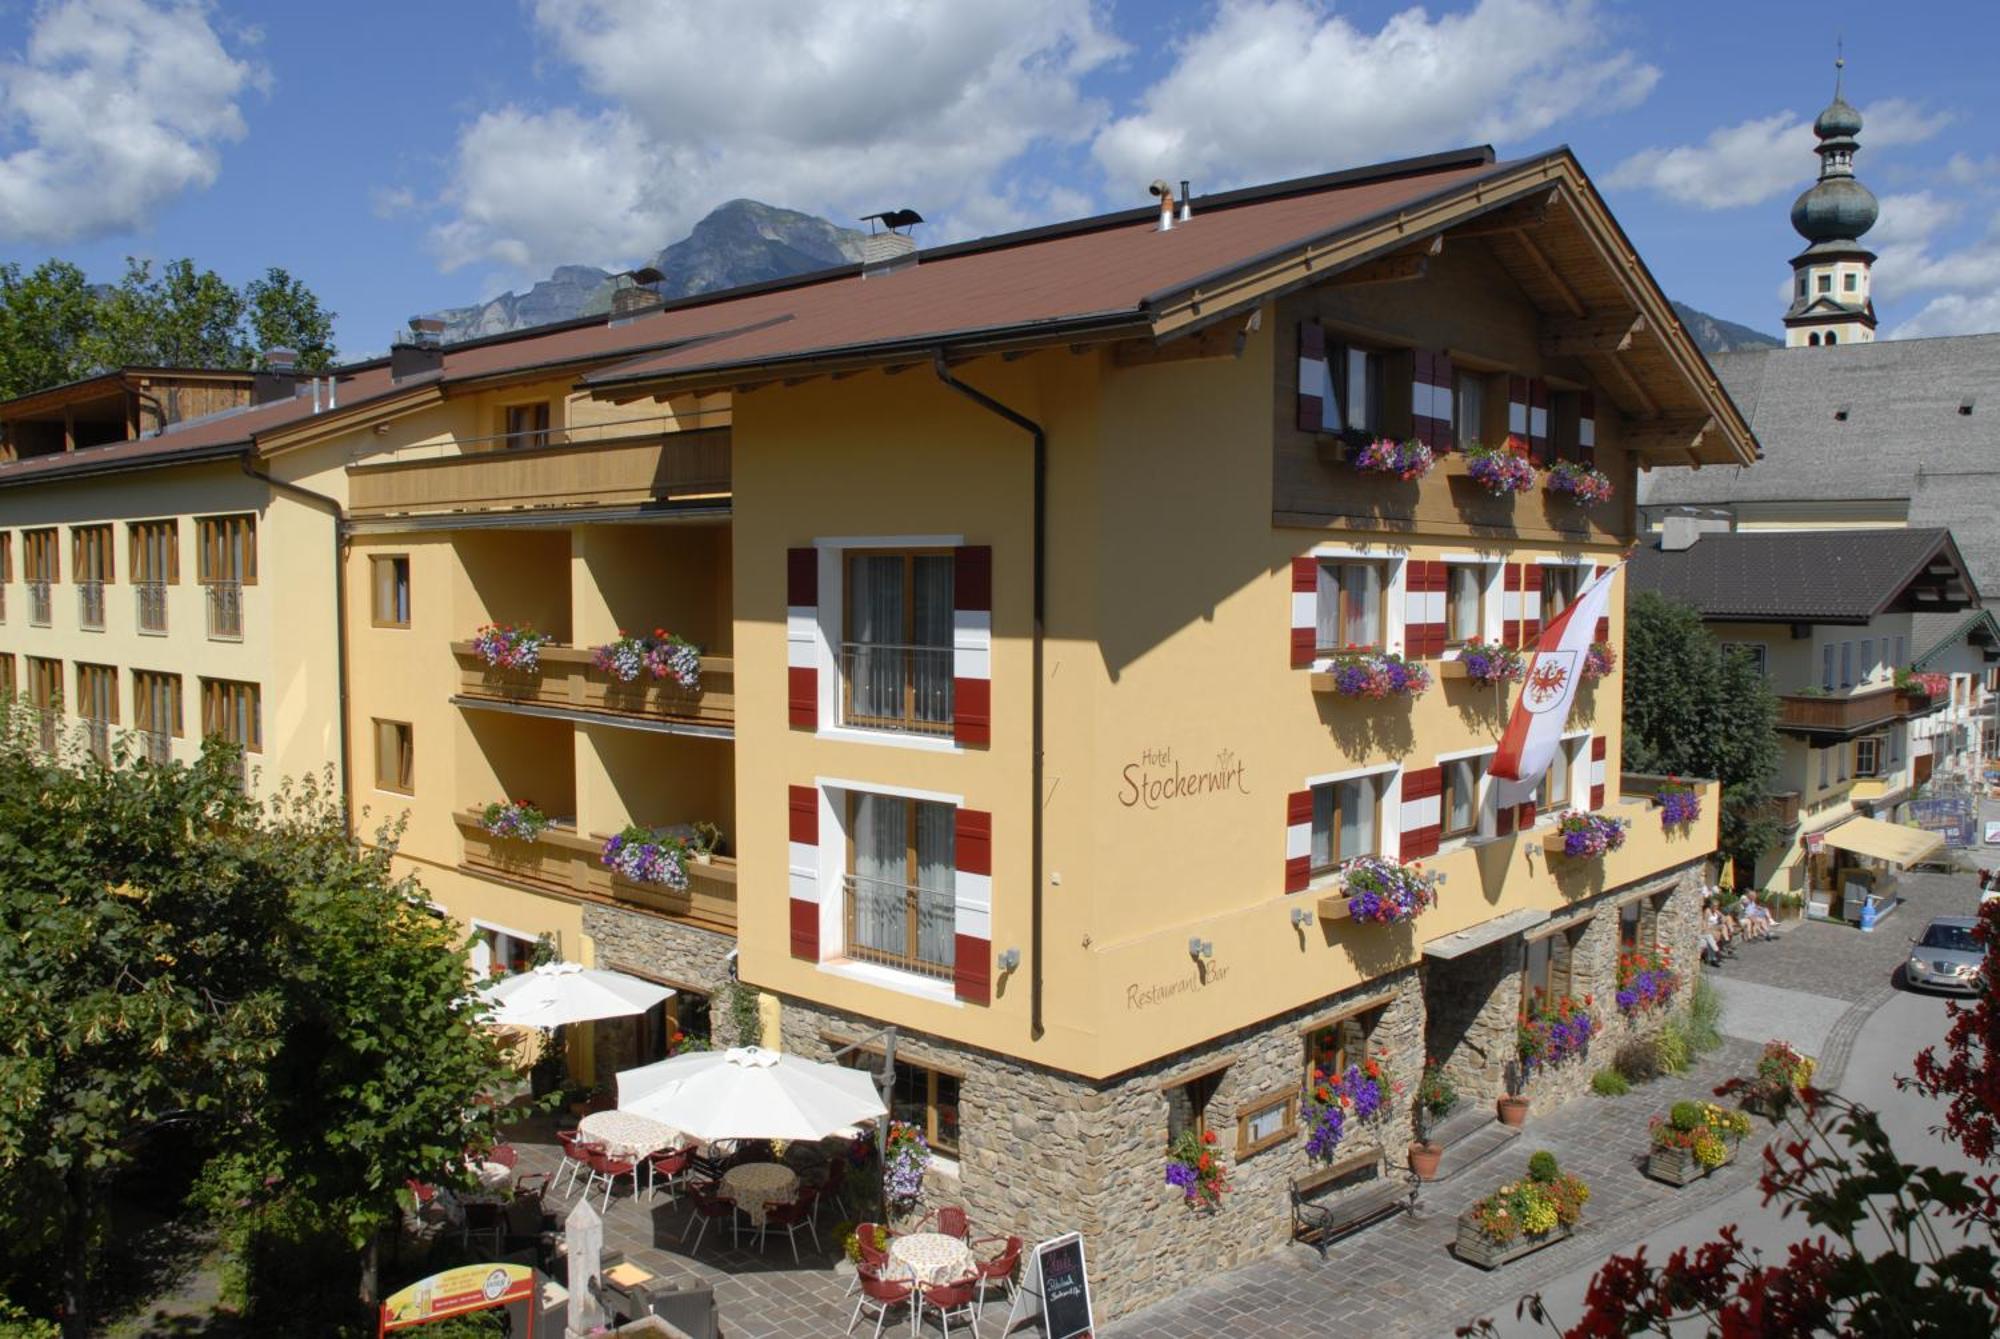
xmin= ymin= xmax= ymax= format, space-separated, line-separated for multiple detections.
xmin=998 ymin=947 xmax=1021 ymax=973
xmin=1187 ymin=936 xmax=1214 ymax=961
xmin=1290 ymin=906 xmax=1314 ymax=929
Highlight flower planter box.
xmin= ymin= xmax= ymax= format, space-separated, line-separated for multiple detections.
xmin=1453 ymin=1213 xmax=1572 ymax=1269
xmin=1645 ymin=1142 xmax=1735 ymax=1187
xmin=1541 ymin=833 xmax=1599 ymax=859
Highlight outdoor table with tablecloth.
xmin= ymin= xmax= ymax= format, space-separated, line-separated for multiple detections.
xmin=579 ymin=1109 xmax=680 ymax=1160
xmin=887 ymin=1232 xmax=976 ymax=1287
xmin=719 ymin=1161 xmax=799 ymax=1228
xmin=471 ymin=1159 xmax=513 ymax=1194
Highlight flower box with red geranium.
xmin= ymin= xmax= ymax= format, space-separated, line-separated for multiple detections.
xmin=1582 ymin=641 xmax=1616 ymax=680
xmin=1311 ymin=648 xmax=1433 ymax=700
xmin=1656 ymin=776 xmax=1701 ymax=830
xmin=1165 ymin=1128 xmax=1228 ymax=1208
xmin=1461 ymin=438 xmax=1540 ymax=497
xmin=1518 ymin=994 xmax=1599 ymax=1072
xmin=1616 ymin=946 xmax=1679 ymax=1017
xmin=1301 ymin=1047 xmax=1401 ymax=1162
xmin=1320 ymin=855 xmax=1444 ymax=925
xmin=471 ymin=623 xmax=553 ymax=673
xmin=1545 ymin=459 xmax=1615 ymax=505
xmin=1456 ymin=1152 xmax=1589 ymax=1268
xmin=1440 ymin=639 xmax=1526 ymax=686
xmin=1543 ymin=811 xmax=1629 ymax=860
xmin=1352 ymin=436 xmax=1435 ymax=481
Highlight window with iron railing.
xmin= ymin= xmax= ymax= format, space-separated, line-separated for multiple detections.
xmin=134 ymin=670 xmax=180 ymax=766
xmin=844 ymin=791 xmax=956 ymax=979
xmin=76 ymin=663 xmax=116 ymax=763
xmin=136 ymin=582 xmax=168 ymax=633
xmin=77 ymin=580 xmax=105 ymax=630
xmin=27 ymin=581 xmax=50 ymax=627
xmin=207 ymin=581 xmax=243 ymax=639
xmin=26 ymin=656 xmax=60 ymax=750
xmin=841 ymin=551 xmax=954 ymax=735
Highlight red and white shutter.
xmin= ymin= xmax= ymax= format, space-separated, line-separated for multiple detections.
xmin=1591 ymin=563 xmax=1611 ymax=645
xmin=1285 ymin=789 xmax=1312 ymax=893
xmin=787 ymin=547 xmax=818 ymax=730
xmin=1589 ymin=737 xmax=1608 ymax=810
xmin=788 ymin=784 xmax=819 ymax=960
xmin=1412 ymin=350 xmax=1455 ymax=451
xmin=1402 ymin=561 xmax=1446 ymax=657
xmin=1291 ymin=557 xmax=1318 ymax=667
xmin=1577 ymin=392 xmax=1597 ymax=467
xmin=1508 ymin=376 xmax=1550 ymax=460
xmin=1516 ymin=796 xmax=1537 ymax=829
xmin=1297 ymin=323 xmax=1333 ymax=432
xmin=1494 ymin=796 xmax=1517 ymax=837
xmin=953 ymin=545 xmax=992 ymax=747
xmin=1400 ymin=766 xmax=1442 ymax=860
xmin=953 ymin=807 xmax=992 ymax=1005
xmin=1502 ymin=564 xmax=1523 ymax=647
xmin=1521 ymin=563 xmax=1543 ymax=644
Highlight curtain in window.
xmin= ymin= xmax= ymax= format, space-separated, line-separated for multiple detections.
xmin=1311 ymin=784 xmax=1335 ymax=870
xmin=849 ymin=555 xmax=904 ymax=721
xmin=1341 ymin=777 xmax=1376 ymax=859
xmin=914 ymin=800 xmax=956 ymax=969
xmin=1446 ymin=757 xmax=1478 ymax=832
xmin=1546 ymin=742 xmax=1571 ymax=810
xmin=1456 ymin=375 xmax=1484 ymax=447
xmin=1449 ymin=567 xmax=1481 ymax=642
xmin=1316 ymin=562 xmax=1382 ymax=650
xmin=851 ymin=792 xmax=907 ymax=957
xmin=912 ymin=555 xmax=954 ymax=726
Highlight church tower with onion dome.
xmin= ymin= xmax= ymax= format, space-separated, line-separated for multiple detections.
xmin=1784 ymin=56 xmax=1879 ymax=347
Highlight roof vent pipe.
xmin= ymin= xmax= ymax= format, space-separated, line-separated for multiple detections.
xmin=310 ymin=376 xmax=323 ymax=414
xmin=1178 ymin=179 xmax=1192 ymax=222
xmin=1150 ymin=179 xmax=1174 ymax=232
xmin=327 ymin=375 xmax=337 ymax=410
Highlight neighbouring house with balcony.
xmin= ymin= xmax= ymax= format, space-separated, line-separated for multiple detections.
xmin=1629 ymin=524 xmax=1979 ymax=904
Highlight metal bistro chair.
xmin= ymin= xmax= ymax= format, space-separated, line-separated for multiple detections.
xmin=758 ymin=1189 xmax=821 ymax=1264
xmin=971 ymin=1235 xmax=1023 ymax=1308
xmin=916 ymin=1271 xmax=982 ymax=1338
xmin=682 ymin=1184 xmax=744 ymax=1253
xmin=583 ymin=1146 xmax=641 ymax=1213
xmin=553 ymin=1130 xmax=596 ymax=1197
xmin=847 ymin=1263 xmax=915 ymax=1339
xmin=645 ymin=1144 xmax=692 ymax=1205
xmin=846 ymin=1222 xmax=894 ymax=1296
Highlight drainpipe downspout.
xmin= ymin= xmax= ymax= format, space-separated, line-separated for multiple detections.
xmin=240 ymin=454 xmax=353 ymax=831
xmin=932 ymin=354 xmax=1048 ymax=1041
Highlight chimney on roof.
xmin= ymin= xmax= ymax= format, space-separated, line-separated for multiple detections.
xmin=859 ymin=209 xmax=923 ymax=279
xmin=252 ymin=348 xmax=301 ymax=405
xmin=1150 ymin=179 xmax=1175 ymax=232
xmin=610 ymin=267 xmax=666 ymax=321
xmin=391 ymin=316 xmax=447 ymax=381
xmin=1660 ymin=510 xmax=1734 ymax=552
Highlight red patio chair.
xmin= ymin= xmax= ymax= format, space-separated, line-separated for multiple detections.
xmin=916 ymin=1272 xmax=981 ymax=1337
xmin=645 ymin=1145 xmax=691 ymax=1205
xmin=972 ymin=1234 xmax=1023 ymax=1307
xmin=583 ymin=1147 xmax=640 ymax=1213
xmin=758 ymin=1194 xmax=821 ymax=1263
xmin=845 ymin=1221 xmax=894 ymax=1296
xmin=553 ymin=1130 xmax=596 ymax=1197
xmin=488 ymin=1143 xmax=519 ymax=1168
xmin=682 ymin=1185 xmax=743 ymax=1253
xmin=847 ymin=1263 xmax=915 ymax=1339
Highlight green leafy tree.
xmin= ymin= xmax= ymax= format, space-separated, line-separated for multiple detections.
xmin=89 ymin=257 xmax=248 ymax=369
xmin=0 ymin=261 xmax=102 ymax=400
xmin=0 ymin=711 xmax=509 ymax=1335
xmin=244 ymin=267 xmax=338 ymax=370
xmin=1621 ymin=591 xmax=1784 ymax=874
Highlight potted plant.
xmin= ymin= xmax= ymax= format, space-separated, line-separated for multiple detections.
xmin=470 ymin=622 xmax=553 ymax=673
xmin=601 ymin=824 xmax=692 ymax=890
xmin=1497 ymin=1059 xmax=1529 ymax=1127
xmin=1545 ymin=459 xmax=1615 ymax=505
xmin=1740 ymin=1040 xmax=1816 ymax=1118
xmin=1447 ymin=639 xmax=1526 ymax=686
xmin=1409 ymin=1059 xmax=1457 ymax=1180
xmin=1165 ymin=1128 xmax=1228 ymax=1211
xmin=1615 ymin=946 xmax=1679 ymax=1017
xmin=884 ymin=1120 xmax=930 ymax=1224
xmin=1332 ymin=854 xmax=1444 ymax=924
xmin=1352 ymin=436 xmax=1435 ymax=481
xmin=690 ymin=820 xmax=725 ymax=864
xmin=1518 ymin=995 xmax=1600 ymax=1078
xmin=590 ymin=627 xmax=703 ymax=690
xmin=1657 ymin=776 xmax=1701 ymax=830
xmin=1646 ymin=1100 xmax=1753 ymax=1186
xmin=1545 ymin=811 xmax=1630 ymax=859
xmin=1462 ymin=439 xmax=1539 ymax=497
xmin=479 ymin=799 xmax=551 ymax=842
xmin=1320 ymin=647 xmax=1433 ymax=699
xmin=1582 ymin=640 xmax=1616 ymax=680
xmin=1455 ymin=1150 xmax=1590 ymax=1268
xmin=1302 ymin=1048 xmax=1397 ymax=1162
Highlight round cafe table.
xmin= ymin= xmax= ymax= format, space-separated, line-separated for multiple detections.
xmin=720 ymin=1161 xmax=799 ymax=1229
xmin=578 ymin=1110 xmax=679 ymax=1160
xmin=887 ymin=1232 xmax=976 ymax=1287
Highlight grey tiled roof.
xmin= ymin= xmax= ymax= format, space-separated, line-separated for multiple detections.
xmin=1638 ymin=333 xmax=2000 ymax=592
xmin=1628 ymin=528 xmax=1971 ymax=622
xmin=1911 ymin=609 xmax=2000 ymax=668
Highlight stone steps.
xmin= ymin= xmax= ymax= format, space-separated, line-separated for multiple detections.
xmin=1430 ymin=1113 xmax=1520 ymax=1186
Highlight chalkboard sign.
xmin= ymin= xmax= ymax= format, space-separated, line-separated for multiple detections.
xmin=1003 ymin=1232 xmax=1095 ymax=1338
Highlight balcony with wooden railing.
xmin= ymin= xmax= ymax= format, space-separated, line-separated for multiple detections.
xmin=451 ymin=642 xmax=733 ymax=735
xmin=348 ymin=424 xmax=731 ymax=520
xmin=1775 ymin=686 xmax=1901 ymax=735
xmin=454 ymin=809 xmax=737 ymax=934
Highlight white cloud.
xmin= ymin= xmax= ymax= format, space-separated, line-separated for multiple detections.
xmin=1090 ymin=0 xmax=1658 ymax=191
xmin=1607 ymin=97 xmax=1948 ymax=211
xmin=1869 ymin=191 xmax=1960 ymax=250
xmin=427 ymin=0 xmax=1123 ymax=278
xmin=0 ymin=0 xmax=258 ymax=242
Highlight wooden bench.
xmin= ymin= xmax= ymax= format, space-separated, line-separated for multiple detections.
xmin=1289 ymin=1146 xmax=1420 ymax=1260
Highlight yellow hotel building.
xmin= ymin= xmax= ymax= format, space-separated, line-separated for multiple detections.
xmin=0 ymin=147 xmax=1753 ymax=1315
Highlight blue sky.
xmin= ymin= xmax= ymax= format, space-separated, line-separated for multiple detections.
xmin=0 ymin=0 xmax=1994 ymax=356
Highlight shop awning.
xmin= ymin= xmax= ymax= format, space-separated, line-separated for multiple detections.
xmin=1423 ymin=908 xmax=1551 ymax=960
xmin=1822 ymin=816 xmax=1945 ymax=867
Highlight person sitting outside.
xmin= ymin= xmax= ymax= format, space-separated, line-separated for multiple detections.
xmin=1741 ymin=891 xmax=1775 ymax=941
xmin=1699 ymin=905 xmax=1725 ymax=967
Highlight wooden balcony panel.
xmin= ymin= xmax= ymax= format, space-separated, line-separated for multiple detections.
xmin=348 ymin=428 xmax=730 ymax=518
xmin=1775 ymin=687 xmax=1900 ymax=734
xmin=454 ymin=809 xmax=736 ymax=934
xmin=452 ymin=643 xmax=735 ymax=731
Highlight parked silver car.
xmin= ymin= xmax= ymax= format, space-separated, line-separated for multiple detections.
xmin=1905 ymin=917 xmax=1984 ymax=994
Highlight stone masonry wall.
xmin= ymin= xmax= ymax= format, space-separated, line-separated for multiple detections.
xmin=581 ymin=903 xmax=744 ymax=1090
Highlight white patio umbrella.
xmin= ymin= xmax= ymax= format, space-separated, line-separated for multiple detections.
xmin=615 ymin=1046 xmax=887 ymax=1142
xmin=477 ymin=961 xmax=673 ymax=1028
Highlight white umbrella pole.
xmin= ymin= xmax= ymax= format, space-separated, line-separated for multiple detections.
xmin=827 ymin=1025 xmax=899 ymax=1215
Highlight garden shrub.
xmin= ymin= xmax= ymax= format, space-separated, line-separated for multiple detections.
xmin=1615 ymin=1037 xmax=1664 ymax=1083
xmin=1591 ymin=1068 xmax=1631 ymax=1097
xmin=1527 ymin=1150 xmax=1561 ymax=1183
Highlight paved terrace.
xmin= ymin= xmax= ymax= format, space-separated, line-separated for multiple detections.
xmin=496 ymin=870 xmax=1979 ymax=1339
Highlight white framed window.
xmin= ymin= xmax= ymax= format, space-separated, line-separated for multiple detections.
xmin=1860 ymin=639 xmax=1875 ymax=682
xmin=1536 ymin=735 xmax=1585 ymax=818
xmin=1817 ymin=748 xmax=1830 ymax=789
xmin=1723 ymin=643 xmax=1769 ymax=676
xmin=1335 ymin=347 xmax=1386 ymax=435
xmin=1855 ymin=736 xmax=1883 ymax=777
xmin=1821 ymin=645 xmax=1835 ymax=691
xmin=844 ymin=791 xmax=956 ymax=981
xmin=1445 ymin=564 xmax=1485 ymax=646
xmin=1311 ymin=772 xmax=1386 ymax=873
xmin=1454 ymin=372 xmax=1487 ymax=449
xmin=1315 ymin=558 xmax=1388 ymax=652
xmin=1539 ymin=563 xmax=1585 ymax=623
xmin=1442 ymin=753 xmax=1487 ymax=839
